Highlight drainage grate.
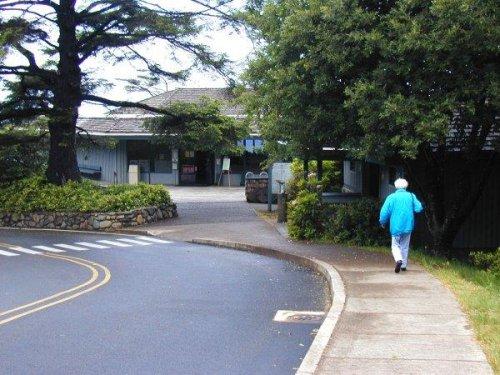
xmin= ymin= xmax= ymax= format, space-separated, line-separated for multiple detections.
xmin=273 ymin=310 xmax=325 ymax=324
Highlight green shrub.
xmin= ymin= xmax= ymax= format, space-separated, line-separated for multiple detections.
xmin=0 ymin=123 xmax=49 ymax=183
xmin=287 ymin=158 xmax=341 ymax=201
xmin=0 ymin=175 xmax=171 ymax=213
xmin=287 ymin=190 xmax=324 ymax=239
xmin=470 ymin=249 xmax=500 ymax=275
xmin=323 ymin=198 xmax=388 ymax=246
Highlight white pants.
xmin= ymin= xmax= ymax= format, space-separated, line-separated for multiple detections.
xmin=391 ymin=233 xmax=411 ymax=268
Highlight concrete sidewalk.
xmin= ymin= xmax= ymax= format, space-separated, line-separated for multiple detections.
xmin=139 ymin=187 xmax=492 ymax=374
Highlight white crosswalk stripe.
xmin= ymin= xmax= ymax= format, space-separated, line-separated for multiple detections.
xmin=96 ymin=240 xmax=132 ymax=247
xmin=0 ymin=236 xmax=173 ymax=257
xmin=0 ymin=249 xmax=19 ymax=256
xmin=32 ymin=245 xmax=66 ymax=253
xmin=135 ymin=236 xmax=172 ymax=244
xmin=115 ymin=238 xmax=153 ymax=246
xmin=53 ymin=244 xmax=89 ymax=251
xmin=6 ymin=246 xmax=41 ymax=255
xmin=75 ymin=242 xmax=110 ymax=249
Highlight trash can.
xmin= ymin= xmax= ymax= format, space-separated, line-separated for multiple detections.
xmin=128 ymin=164 xmax=140 ymax=185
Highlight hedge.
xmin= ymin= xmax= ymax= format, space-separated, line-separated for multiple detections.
xmin=0 ymin=176 xmax=172 ymax=213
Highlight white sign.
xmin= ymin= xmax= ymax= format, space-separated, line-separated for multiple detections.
xmin=222 ymin=157 xmax=231 ymax=171
xmin=271 ymin=162 xmax=292 ymax=194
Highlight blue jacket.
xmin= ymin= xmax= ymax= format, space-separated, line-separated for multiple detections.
xmin=379 ymin=189 xmax=423 ymax=236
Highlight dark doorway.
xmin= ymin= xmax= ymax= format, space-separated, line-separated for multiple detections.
xmin=179 ymin=150 xmax=212 ymax=185
xmin=363 ymin=162 xmax=380 ymax=198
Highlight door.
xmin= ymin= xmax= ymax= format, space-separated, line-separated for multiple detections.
xmin=179 ymin=150 xmax=211 ymax=185
xmin=363 ymin=162 xmax=380 ymax=198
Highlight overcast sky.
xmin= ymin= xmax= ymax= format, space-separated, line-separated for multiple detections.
xmin=81 ymin=0 xmax=255 ymax=116
xmin=1 ymin=1 xmax=255 ymax=117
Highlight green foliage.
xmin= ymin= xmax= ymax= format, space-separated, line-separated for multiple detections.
xmin=243 ymin=0 xmax=499 ymax=255
xmin=345 ymin=0 xmax=499 ymax=160
xmin=0 ymin=124 xmax=48 ymax=183
xmin=0 ymin=176 xmax=172 ymax=213
xmin=287 ymin=190 xmax=324 ymax=239
xmin=286 ymin=158 xmax=385 ymax=245
xmin=1 ymin=1 xmax=235 ymax=184
xmin=239 ymin=0 xmax=356 ymax=162
xmin=287 ymin=158 xmax=342 ymax=200
xmin=0 ymin=143 xmax=47 ymax=183
xmin=323 ymin=198 xmax=388 ymax=246
xmin=470 ymin=249 xmax=500 ymax=276
xmin=145 ymin=97 xmax=249 ymax=156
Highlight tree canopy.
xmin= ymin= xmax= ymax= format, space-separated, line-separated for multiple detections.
xmin=0 ymin=0 xmax=237 ymax=184
xmin=241 ymin=0 xmax=499 ymax=254
xmin=145 ymin=97 xmax=249 ymax=156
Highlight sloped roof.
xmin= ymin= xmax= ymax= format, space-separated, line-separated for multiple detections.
xmin=111 ymin=87 xmax=244 ymax=116
xmin=77 ymin=87 xmax=248 ymax=136
xmin=77 ymin=117 xmax=150 ymax=135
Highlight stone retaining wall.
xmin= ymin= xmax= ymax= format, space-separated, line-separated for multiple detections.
xmin=0 ymin=204 xmax=177 ymax=231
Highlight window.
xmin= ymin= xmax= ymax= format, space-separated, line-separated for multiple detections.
xmin=349 ymin=160 xmax=356 ymax=172
xmin=154 ymin=150 xmax=172 ymax=173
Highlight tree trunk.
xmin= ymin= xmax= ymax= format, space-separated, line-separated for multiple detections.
xmin=45 ymin=1 xmax=82 ymax=185
xmin=45 ymin=109 xmax=81 ymax=184
xmin=317 ymin=157 xmax=323 ymax=180
xmin=303 ymin=158 xmax=309 ymax=179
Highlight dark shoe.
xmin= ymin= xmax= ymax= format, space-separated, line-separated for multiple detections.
xmin=401 ymin=267 xmax=407 ymax=271
xmin=395 ymin=260 xmax=403 ymax=273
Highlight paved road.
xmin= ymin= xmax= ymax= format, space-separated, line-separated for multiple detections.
xmin=0 ymin=228 xmax=328 ymax=374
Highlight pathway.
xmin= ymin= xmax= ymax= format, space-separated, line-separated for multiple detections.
xmin=141 ymin=186 xmax=493 ymax=374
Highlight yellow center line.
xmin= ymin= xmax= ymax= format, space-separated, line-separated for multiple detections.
xmin=0 ymin=252 xmax=111 ymax=326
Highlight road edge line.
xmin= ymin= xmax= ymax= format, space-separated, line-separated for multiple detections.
xmin=189 ymin=238 xmax=346 ymax=375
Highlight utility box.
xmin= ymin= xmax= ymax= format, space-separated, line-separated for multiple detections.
xmin=128 ymin=164 xmax=140 ymax=185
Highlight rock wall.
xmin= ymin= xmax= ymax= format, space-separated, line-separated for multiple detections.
xmin=0 ymin=204 xmax=177 ymax=231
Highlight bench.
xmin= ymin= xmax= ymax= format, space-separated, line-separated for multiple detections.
xmin=79 ymin=164 xmax=102 ymax=180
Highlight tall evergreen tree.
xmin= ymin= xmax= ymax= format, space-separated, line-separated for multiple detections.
xmin=0 ymin=0 xmax=235 ymax=184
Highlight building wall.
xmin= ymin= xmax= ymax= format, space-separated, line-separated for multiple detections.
xmin=116 ymin=140 xmax=128 ymax=183
xmin=77 ymin=143 xmax=120 ymax=184
xmin=453 ymin=162 xmax=500 ymax=249
xmin=342 ymin=160 xmax=363 ymax=193
xmin=138 ymin=149 xmax=179 ymax=185
xmin=379 ymin=166 xmax=396 ymax=200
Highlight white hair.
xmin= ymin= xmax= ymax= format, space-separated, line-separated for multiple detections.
xmin=394 ymin=178 xmax=408 ymax=189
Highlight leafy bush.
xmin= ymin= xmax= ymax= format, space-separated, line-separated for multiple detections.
xmin=287 ymin=158 xmax=341 ymax=201
xmin=0 ymin=176 xmax=172 ymax=213
xmin=287 ymin=190 xmax=324 ymax=239
xmin=0 ymin=125 xmax=48 ymax=183
xmin=470 ymin=249 xmax=500 ymax=275
xmin=323 ymin=198 xmax=388 ymax=246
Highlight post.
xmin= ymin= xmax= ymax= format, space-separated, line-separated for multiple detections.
xmin=277 ymin=180 xmax=286 ymax=223
xmin=267 ymin=165 xmax=273 ymax=212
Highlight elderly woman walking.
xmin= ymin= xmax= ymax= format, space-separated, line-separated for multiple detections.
xmin=379 ymin=178 xmax=424 ymax=273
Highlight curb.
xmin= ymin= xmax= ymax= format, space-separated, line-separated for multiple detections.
xmin=191 ymin=238 xmax=346 ymax=375
xmin=0 ymin=226 xmax=141 ymax=237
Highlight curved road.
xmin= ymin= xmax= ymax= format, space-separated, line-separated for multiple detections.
xmin=0 ymin=229 xmax=328 ymax=374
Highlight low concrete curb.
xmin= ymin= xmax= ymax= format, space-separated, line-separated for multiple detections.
xmin=191 ymin=238 xmax=346 ymax=375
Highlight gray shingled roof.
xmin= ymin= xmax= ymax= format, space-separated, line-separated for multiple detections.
xmin=77 ymin=117 xmax=149 ymax=135
xmin=112 ymin=87 xmax=244 ymax=116
xmin=77 ymin=87 xmax=246 ymax=135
